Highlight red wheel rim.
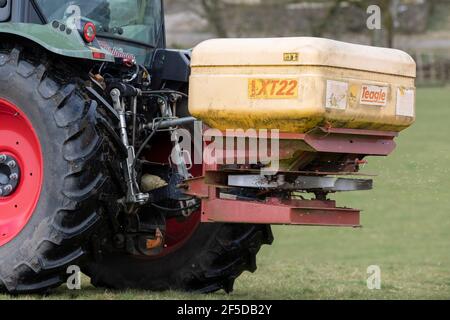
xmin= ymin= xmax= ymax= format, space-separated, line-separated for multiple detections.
xmin=0 ymin=98 xmax=43 ymax=247
xmin=157 ymin=163 xmax=202 ymax=256
xmin=162 ymin=210 xmax=201 ymax=255
xmin=144 ymin=140 xmax=202 ymax=258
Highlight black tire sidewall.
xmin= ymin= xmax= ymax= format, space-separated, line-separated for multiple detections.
xmin=0 ymin=50 xmax=107 ymax=292
xmin=85 ymin=222 xmax=272 ymax=293
xmin=0 ymin=60 xmax=69 ymax=259
xmin=86 ymin=223 xmax=222 ymax=289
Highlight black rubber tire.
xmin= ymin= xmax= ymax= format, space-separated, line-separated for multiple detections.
xmin=85 ymin=224 xmax=273 ymax=293
xmin=0 ymin=46 xmax=117 ymax=294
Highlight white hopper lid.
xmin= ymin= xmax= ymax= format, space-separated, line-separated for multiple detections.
xmin=191 ymin=37 xmax=416 ymax=78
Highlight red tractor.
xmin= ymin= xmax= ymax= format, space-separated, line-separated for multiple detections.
xmin=0 ymin=0 xmax=415 ymax=294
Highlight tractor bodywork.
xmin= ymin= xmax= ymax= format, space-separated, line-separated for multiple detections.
xmin=0 ymin=22 xmax=115 ymax=61
xmin=0 ymin=0 xmax=415 ymax=294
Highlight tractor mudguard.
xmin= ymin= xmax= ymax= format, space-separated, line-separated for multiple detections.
xmin=0 ymin=22 xmax=114 ymax=62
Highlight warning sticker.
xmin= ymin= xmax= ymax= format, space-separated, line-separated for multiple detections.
xmin=396 ymin=88 xmax=415 ymax=117
xmin=325 ymin=80 xmax=348 ymax=110
xmin=360 ymin=85 xmax=388 ymax=106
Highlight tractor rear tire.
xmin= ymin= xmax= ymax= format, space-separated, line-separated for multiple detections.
xmin=0 ymin=47 xmax=116 ymax=293
xmin=85 ymin=224 xmax=273 ymax=293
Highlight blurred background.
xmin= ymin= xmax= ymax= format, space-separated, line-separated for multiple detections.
xmin=165 ymin=0 xmax=450 ymax=87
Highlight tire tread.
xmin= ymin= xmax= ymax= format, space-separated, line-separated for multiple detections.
xmin=0 ymin=46 xmax=117 ymax=294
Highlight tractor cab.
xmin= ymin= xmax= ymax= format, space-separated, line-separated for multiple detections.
xmin=1 ymin=0 xmax=166 ymax=65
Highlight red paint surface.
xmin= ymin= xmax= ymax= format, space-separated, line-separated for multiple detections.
xmin=0 ymin=98 xmax=43 ymax=247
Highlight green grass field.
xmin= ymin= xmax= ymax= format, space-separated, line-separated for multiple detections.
xmin=2 ymin=87 xmax=450 ymax=300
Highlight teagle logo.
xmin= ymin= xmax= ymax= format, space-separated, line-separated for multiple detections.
xmin=360 ymin=85 xmax=388 ymax=106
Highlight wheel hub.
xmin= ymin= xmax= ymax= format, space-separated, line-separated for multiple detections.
xmin=0 ymin=154 xmax=21 ymax=197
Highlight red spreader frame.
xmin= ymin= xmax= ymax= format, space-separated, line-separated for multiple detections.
xmin=184 ymin=127 xmax=398 ymax=228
